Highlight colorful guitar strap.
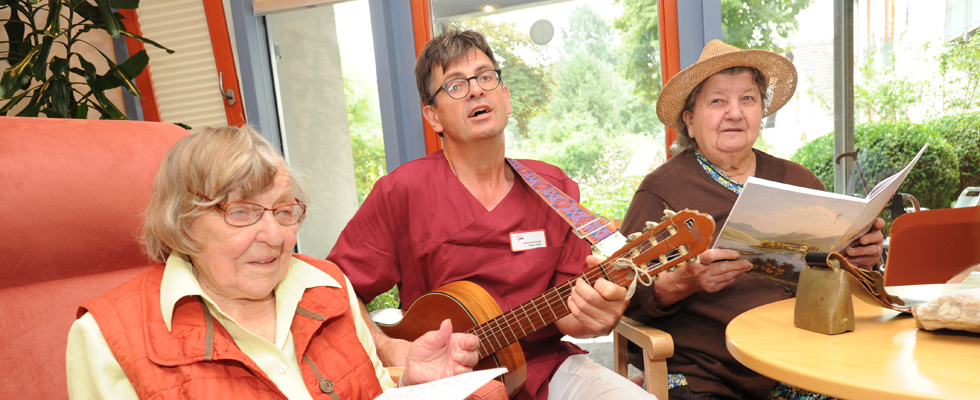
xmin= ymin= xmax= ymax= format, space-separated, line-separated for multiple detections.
xmin=506 ymin=158 xmax=628 ymax=258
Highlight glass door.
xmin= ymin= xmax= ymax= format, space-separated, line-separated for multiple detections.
xmin=429 ymin=0 xmax=662 ymax=220
xmin=264 ymin=0 xmax=387 ymax=258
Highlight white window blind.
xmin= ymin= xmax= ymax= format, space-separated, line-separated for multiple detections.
xmin=252 ymin=0 xmax=351 ymax=16
xmin=137 ymin=0 xmax=229 ymax=130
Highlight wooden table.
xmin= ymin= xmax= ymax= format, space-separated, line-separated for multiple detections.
xmin=726 ymin=284 xmax=980 ymax=399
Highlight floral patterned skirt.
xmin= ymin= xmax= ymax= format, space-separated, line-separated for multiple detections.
xmin=667 ymin=374 xmax=837 ymax=400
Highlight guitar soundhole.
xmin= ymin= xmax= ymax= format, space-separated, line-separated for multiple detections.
xmin=476 ymin=353 xmax=511 ymax=387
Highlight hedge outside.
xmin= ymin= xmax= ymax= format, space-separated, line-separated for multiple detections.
xmin=790 ymin=114 xmax=972 ymax=210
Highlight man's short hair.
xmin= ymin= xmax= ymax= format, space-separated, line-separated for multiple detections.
xmin=415 ymin=29 xmax=500 ymax=107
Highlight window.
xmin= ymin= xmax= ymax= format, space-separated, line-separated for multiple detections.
xmin=850 ymin=0 xmax=976 ymax=213
xmin=719 ymin=1 xmax=834 ymax=161
xmin=754 ymin=0 xmax=976 ymax=217
xmin=946 ymin=0 xmax=980 ymax=41
xmin=264 ymin=0 xmax=386 ymax=257
xmin=430 ymin=0 xmax=663 ymax=220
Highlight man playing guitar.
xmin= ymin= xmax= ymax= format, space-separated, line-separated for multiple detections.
xmin=327 ymin=29 xmax=655 ymax=400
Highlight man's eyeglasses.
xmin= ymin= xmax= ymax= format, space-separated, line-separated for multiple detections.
xmin=433 ymin=69 xmax=502 ymax=100
xmin=187 ymin=188 xmax=307 ymax=227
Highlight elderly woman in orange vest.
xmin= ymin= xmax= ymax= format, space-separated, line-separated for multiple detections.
xmin=66 ymin=126 xmax=498 ymax=399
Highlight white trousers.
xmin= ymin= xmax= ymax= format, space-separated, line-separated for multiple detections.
xmin=547 ymin=354 xmax=657 ymax=400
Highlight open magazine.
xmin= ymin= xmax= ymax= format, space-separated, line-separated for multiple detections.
xmin=712 ymin=144 xmax=929 ymax=287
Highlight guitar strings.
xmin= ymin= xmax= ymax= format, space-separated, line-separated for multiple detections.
xmin=473 ymin=226 xmax=687 ymax=350
xmin=469 ymin=227 xmax=687 ymax=355
xmin=473 ymin=227 xmax=681 ymax=341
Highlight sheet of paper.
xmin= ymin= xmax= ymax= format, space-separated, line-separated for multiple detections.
xmin=957 ymin=271 xmax=980 ymax=291
xmin=834 ymin=144 xmax=929 ymax=251
xmin=374 ymin=368 xmax=507 ymax=400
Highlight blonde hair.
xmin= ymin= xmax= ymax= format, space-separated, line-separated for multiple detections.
xmin=141 ymin=125 xmax=308 ymax=263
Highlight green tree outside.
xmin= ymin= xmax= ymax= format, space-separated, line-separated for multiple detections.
xmin=515 ymin=4 xmax=661 ymax=219
xmin=928 ymin=111 xmax=980 ymax=192
xmin=344 ymin=66 xmax=386 ymax=204
xmin=616 ymin=0 xmax=812 ymax=105
xmin=719 ymin=0 xmax=812 ymax=52
xmin=853 ymin=45 xmax=927 ymax=123
xmin=450 ymin=18 xmax=555 ymax=139
xmin=793 ymin=32 xmax=980 ymax=210
xmin=806 ymin=31 xmax=980 ymax=126
xmin=613 ymin=0 xmax=662 ymax=105
xmin=790 ymin=120 xmax=963 ymax=210
xmin=438 ymin=2 xmax=816 ymax=220
xmin=938 ymin=33 xmax=980 ymax=114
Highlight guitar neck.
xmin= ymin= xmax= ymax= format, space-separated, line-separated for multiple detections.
xmin=467 ymin=264 xmax=624 ymax=358
xmin=469 ymin=210 xmax=713 ymax=359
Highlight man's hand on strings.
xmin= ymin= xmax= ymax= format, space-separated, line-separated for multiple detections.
xmin=560 ymin=255 xmax=629 ymax=338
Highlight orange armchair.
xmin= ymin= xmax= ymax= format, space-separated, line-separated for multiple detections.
xmin=883 ymin=206 xmax=980 ymax=286
xmin=0 ymin=117 xmax=188 ymax=399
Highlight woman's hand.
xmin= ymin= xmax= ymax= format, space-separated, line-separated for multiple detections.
xmin=845 ymin=217 xmax=885 ymax=270
xmin=653 ymin=248 xmax=752 ymax=307
xmin=679 ymin=248 xmax=753 ymax=293
xmin=399 ymin=319 xmax=479 ymax=386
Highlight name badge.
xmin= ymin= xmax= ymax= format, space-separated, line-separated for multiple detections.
xmin=510 ymin=230 xmax=547 ymax=252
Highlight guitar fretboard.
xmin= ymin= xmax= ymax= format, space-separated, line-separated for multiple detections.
xmin=469 ymin=211 xmax=709 ymax=359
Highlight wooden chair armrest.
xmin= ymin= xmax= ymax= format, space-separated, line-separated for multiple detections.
xmin=614 ymin=316 xmax=673 ymax=400
xmin=615 ymin=316 xmax=674 ymax=359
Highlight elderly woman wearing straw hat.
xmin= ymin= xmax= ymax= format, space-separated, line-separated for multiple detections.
xmin=620 ymin=40 xmax=885 ymax=399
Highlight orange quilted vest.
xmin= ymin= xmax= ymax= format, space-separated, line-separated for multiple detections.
xmin=79 ymin=254 xmax=383 ymax=400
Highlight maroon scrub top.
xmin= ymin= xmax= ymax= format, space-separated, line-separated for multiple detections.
xmin=328 ymin=150 xmax=591 ymax=400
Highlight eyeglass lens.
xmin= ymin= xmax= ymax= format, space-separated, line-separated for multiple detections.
xmin=223 ymin=203 xmax=305 ymax=227
xmin=443 ymin=70 xmax=500 ymax=99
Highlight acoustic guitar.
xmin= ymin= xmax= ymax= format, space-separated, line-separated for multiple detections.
xmin=378 ymin=209 xmax=715 ymax=398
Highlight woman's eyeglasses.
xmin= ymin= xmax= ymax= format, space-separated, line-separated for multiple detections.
xmin=187 ymin=188 xmax=306 ymax=227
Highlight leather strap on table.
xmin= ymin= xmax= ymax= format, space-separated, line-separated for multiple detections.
xmin=823 ymin=252 xmax=914 ymax=313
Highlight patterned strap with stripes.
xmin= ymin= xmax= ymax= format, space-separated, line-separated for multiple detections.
xmin=507 ymin=158 xmax=627 ymax=257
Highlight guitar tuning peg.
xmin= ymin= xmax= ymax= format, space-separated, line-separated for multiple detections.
xmin=642 ymin=221 xmax=657 ymax=232
xmin=641 ymin=264 xmax=660 ymax=281
xmin=661 ymin=209 xmax=677 ymax=221
xmin=627 ymin=232 xmax=642 ymax=242
xmin=666 ymin=265 xmax=679 ymax=273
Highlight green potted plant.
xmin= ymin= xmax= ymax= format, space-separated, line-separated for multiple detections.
xmin=1 ymin=0 xmax=171 ymax=119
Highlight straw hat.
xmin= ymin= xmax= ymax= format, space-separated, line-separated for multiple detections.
xmin=656 ymin=39 xmax=798 ymax=131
